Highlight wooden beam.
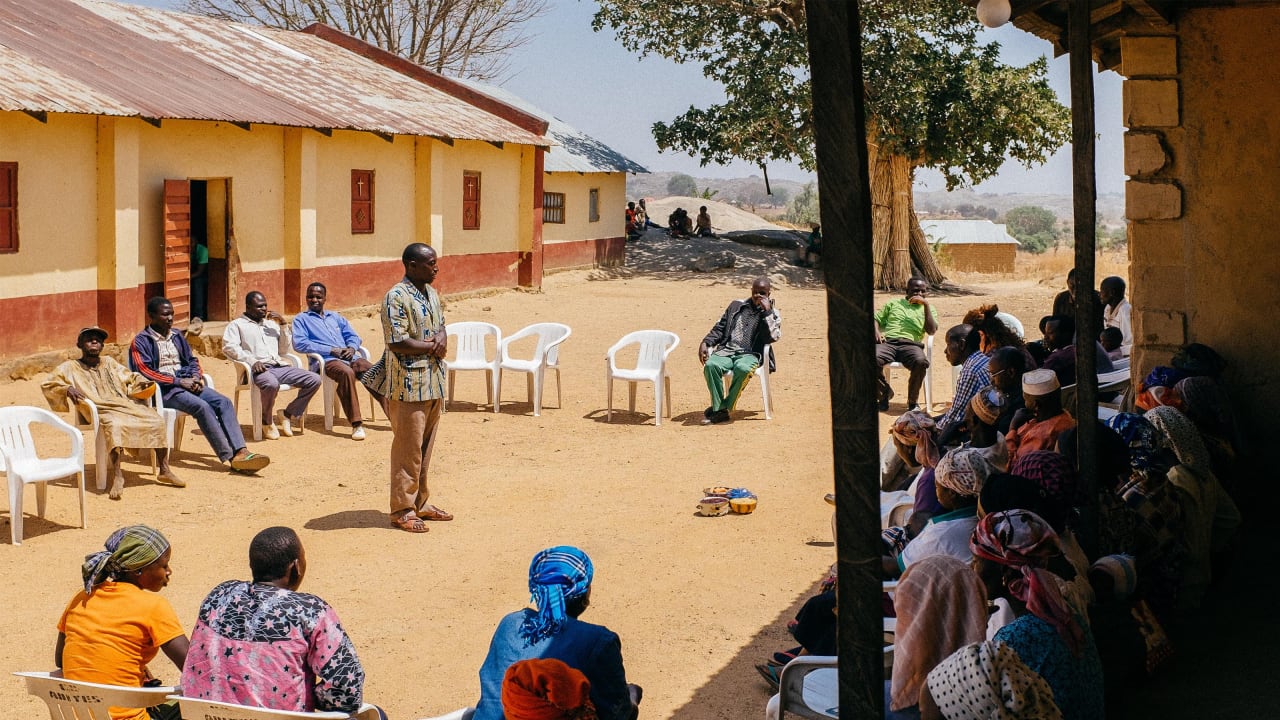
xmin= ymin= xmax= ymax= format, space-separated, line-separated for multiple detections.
xmin=1011 ymin=0 xmax=1058 ymax=20
xmin=487 ymin=140 xmax=505 ymax=150
xmin=313 ymin=127 xmax=333 ymax=137
xmin=804 ymin=0 xmax=882 ymax=714
xmin=140 ymin=117 xmax=162 ymax=128
xmin=1070 ymin=0 xmax=1101 ymax=558
xmin=1127 ymin=0 xmax=1175 ymax=28
xmin=369 ymin=131 xmax=394 ymax=143
xmin=431 ymin=135 xmax=454 ymax=146
xmin=230 ymin=121 xmax=251 ymax=131
xmin=20 ymin=109 xmax=47 ymax=123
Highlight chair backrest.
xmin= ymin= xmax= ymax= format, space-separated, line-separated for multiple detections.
xmin=0 ymin=406 xmax=66 ymax=470
xmin=610 ymin=330 xmax=679 ymax=372
xmin=447 ymin=322 xmax=501 ymax=364
xmin=171 ymin=695 xmax=354 ymax=719
xmin=16 ymin=671 xmax=175 ymax=720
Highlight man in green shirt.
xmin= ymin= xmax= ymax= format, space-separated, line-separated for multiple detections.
xmin=875 ymin=277 xmax=938 ymax=412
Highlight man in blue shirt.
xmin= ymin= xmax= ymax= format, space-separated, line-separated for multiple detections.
xmin=291 ymin=283 xmax=385 ymax=441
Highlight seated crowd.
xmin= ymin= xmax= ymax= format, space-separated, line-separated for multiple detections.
xmin=762 ymin=275 xmax=1243 ymax=719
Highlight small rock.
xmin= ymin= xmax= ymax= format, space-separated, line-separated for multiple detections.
xmin=689 ymin=250 xmax=736 ymax=272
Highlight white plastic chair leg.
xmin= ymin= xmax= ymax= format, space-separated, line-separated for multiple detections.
xmin=531 ymin=369 xmax=544 ymax=417
xmin=628 ymin=382 xmax=637 ymax=413
xmin=606 ymin=370 xmax=614 ymax=422
xmin=95 ymin=430 xmax=108 ymax=492
xmin=654 ymin=377 xmax=664 ymax=427
xmin=488 ymin=369 xmax=499 ymax=413
xmin=9 ymin=478 xmax=22 ymax=545
xmin=554 ymin=368 xmax=562 ymax=408
xmin=323 ymin=375 xmax=336 ymax=432
xmin=35 ymin=481 xmax=47 ymax=519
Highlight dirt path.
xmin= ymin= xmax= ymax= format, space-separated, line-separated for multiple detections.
xmin=0 ymin=256 xmax=1059 ymax=719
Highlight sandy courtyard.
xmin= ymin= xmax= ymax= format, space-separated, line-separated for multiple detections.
xmin=0 ymin=239 xmax=1064 ymax=719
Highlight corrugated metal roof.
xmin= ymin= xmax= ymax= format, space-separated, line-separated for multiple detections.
xmin=920 ymin=219 xmax=1021 ymax=245
xmin=0 ymin=0 xmax=548 ymax=146
xmin=456 ymin=79 xmax=648 ymax=174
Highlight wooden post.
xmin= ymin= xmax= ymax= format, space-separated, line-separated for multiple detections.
xmin=805 ymin=0 xmax=882 ymax=715
xmin=1070 ymin=0 xmax=1100 ymax=555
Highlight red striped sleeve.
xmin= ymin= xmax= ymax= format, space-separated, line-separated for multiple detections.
xmin=131 ymin=342 xmax=175 ymax=385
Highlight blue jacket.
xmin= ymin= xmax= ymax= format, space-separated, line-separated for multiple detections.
xmin=129 ymin=327 xmax=203 ymax=392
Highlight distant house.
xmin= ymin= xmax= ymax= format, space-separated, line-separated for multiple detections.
xmin=920 ymin=220 xmax=1020 ymax=273
xmin=457 ymin=81 xmax=649 ymax=273
xmin=0 ymin=0 xmax=554 ymax=356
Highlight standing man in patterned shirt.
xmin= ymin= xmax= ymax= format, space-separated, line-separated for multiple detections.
xmin=364 ymin=243 xmax=452 ymax=533
xmin=698 ymin=276 xmax=781 ymax=425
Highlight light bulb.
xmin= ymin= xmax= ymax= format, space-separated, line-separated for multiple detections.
xmin=976 ymin=0 xmax=1012 ymax=28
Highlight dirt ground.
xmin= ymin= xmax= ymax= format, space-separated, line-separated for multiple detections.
xmin=0 ymin=239 xmax=1066 ymax=720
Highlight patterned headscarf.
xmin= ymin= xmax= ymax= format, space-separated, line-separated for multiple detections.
xmin=520 ymin=546 xmax=594 ymax=644
xmin=1174 ymin=376 xmax=1234 ymax=439
xmin=1145 ymin=405 xmax=1213 ymax=478
xmin=891 ymin=411 xmax=941 ymax=468
xmin=971 ymin=510 xmax=1083 ymax=655
xmin=936 ymin=446 xmax=997 ymax=497
xmin=969 ymin=385 xmax=1007 ymax=427
xmin=501 ymin=658 xmax=598 ymax=720
xmin=1089 ymin=554 xmax=1138 ymax=601
xmin=1171 ymin=342 xmax=1226 ymax=377
xmin=81 ymin=525 xmax=170 ymax=595
xmin=1106 ymin=413 xmax=1164 ymax=472
xmin=925 ymin=641 xmax=1063 ymax=720
xmin=1010 ymin=451 xmax=1079 ymax=507
xmin=890 ymin=556 xmax=989 ymax=711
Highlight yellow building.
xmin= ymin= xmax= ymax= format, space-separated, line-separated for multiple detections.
xmin=0 ymin=0 xmax=556 ymax=356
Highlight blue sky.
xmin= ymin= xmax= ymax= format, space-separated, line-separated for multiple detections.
xmin=123 ymin=0 xmax=1125 ymax=195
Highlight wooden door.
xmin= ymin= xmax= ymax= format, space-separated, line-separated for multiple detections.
xmin=163 ymin=179 xmax=192 ymax=324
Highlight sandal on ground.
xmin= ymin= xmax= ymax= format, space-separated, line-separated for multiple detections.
xmin=156 ymin=471 xmax=186 ymax=488
xmin=229 ymin=452 xmax=270 ymax=473
xmin=771 ymin=648 xmax=802 ymax=666
xmin=418 ymin=504 xmax=453 ymax=521
xmin=755 ymin=663 xmax=781 ymax=691
xmin=391 ymin=513 xmax=429 ymax=533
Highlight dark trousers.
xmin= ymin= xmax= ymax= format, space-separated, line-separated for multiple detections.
xmin=875 ymin=337 xmax=929 ymax=405
xmin=162 ymin=386 xmax=245 ymax=462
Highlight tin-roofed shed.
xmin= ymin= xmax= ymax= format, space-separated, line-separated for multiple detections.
xmin=920 ymin=219 xmax=1021 ymax=273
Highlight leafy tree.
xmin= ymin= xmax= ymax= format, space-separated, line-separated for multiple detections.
xmin=698 ymin=186 xmax=720 ymax=200
xmin=666 ymin=173 xmax=698 ymax=196
xmin=1005 ymin=205 xmax=1058 ymax=238
xmin=784 ymin=183 xmax=820 ymax=226
xmin=593 ymin=0 xmax=1070 ymax=287
xmin=185 ymin=0 xmax=545 ymax=80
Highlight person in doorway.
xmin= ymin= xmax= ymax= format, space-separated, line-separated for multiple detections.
xmin=222 ymin=291 xmax=321 ymax=440
xmin=56 ymin=525 xmax=189 ymax=720
xmin=43 ymin=327 xmax=182 ymax=500
xmin=362 ymin=243 xmax=452 ymax=533
xmin=698 ymin=276 xmax=781 ymax=425
xmin=130 ymin=297 xmax=268 ymax=472
xmin=292 ymin=282 xmax=386 ymax=441
xmin=875 ymin=278 xmax=939 ymax=412
xmin=190 ymin=239 xmax=209 ymax=321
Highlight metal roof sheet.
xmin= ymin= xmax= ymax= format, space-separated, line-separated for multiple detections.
xmin=920 ymin=219 xmax=1021 ymax=245
xmin=456 ymin=79 xmax=649 ymax=174
xmin=0 ymin=0 xmax=548 ymax=145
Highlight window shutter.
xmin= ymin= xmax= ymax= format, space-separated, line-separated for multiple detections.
xmin=351 ymin=169 xmax=374 ymax=234
xmin=463 ymin=172 xmax=481 ymax=230
xmin=0 ymin=162 xmax=16 ymax=252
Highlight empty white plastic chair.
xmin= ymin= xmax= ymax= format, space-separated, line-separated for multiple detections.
xmin=499 ymin=323 xmax=572 ymax=416
xmin=17 ymin=670 xmax=174 ymax=720
xmin=606 ymin=330 xmax=679 ymax=426
xmin=446 ymin=321 xmax=502 ymax=412
xmin=159 ymin=373 xmax=215 ymax=455
xmin=887 ymin=332 xmax=934 ymax=411
xmin=306 ymin=346 xmax=380 ymax=431
xmin=721 ymin=344 xmax=774 ymax=419
xmin=232 ymin=354 xmax=309 ymax=441
xmin=0 ymin=407 xmax=87 ymax=545
xmin=68 ymin=395 xmax=176 ymax=492
xmin=169 ymin=695 xmax=382 ymax=719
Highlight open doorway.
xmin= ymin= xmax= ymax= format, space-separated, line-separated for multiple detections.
xmin=189 ymin=179 xmax=236 ymax=321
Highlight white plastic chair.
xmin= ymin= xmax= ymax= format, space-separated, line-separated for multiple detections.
xmin=16 ymin=671 xmax=175 ymax=720
xmin=886 ymin=333 xmax=934 ymax=411
xmin=169 ymin=695 xmax=382 ymax=720
xmin=606 ymin=330 xmax=679 ymax=426
xmin=231 ymin=354 xmax=309 ymax=441
xmin=763 ymin=651 xmax=894 ymax=720
xmin=159 ymin=373 xmax=215 ymax=454
xmin=445 ymin=321 xmax=502 ymax=412
xmin=721 ymin=344 xmax=774 ymax=419
xmin=306 ymin=346 xmax=379 ymax=431
xmin=498 ymin=323 xmax=572 ymax=416
xmin=68 ymin=395 xmax=176 ymax=492
xmin=0 ymin=407 xmax=86 ymax=545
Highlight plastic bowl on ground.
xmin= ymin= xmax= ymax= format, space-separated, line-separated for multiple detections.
xmin=696 ymin=496 xmax=731 ymax=516
xmin=729 ymin=497 xmax=758 ymax=514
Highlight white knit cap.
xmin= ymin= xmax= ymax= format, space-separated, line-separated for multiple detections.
xmin=1022 ymin=368 xmax=1060 ymax=396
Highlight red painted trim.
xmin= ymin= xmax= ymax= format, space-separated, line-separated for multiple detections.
xmin=544 ymin=237 xmax=626 ymax=271
xmin=301 ymin=24 xmax=549 ymax=137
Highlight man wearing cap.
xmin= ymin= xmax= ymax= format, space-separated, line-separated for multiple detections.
xmin=43 ymin=327 xmax=181 ymax=500
xmin=875 ymin=277 xmax=939 ymax=412
xmin=131 ymin=296 xmax=269 ymax=473
xmin=1006 ymin=368 xmax=1076 ymax=465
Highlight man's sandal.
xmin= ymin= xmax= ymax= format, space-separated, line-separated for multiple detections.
xmin=392 ymin=514 xmax=429 ymax=533
xmin=418 ymin=505 xmax=453 ymax=521
xmin=229 ymin=453 xmax=270 ymax=473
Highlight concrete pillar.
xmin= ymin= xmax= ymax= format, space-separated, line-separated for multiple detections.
xmin=517 ymin=146 xmax=544 ymax=288
xmin=282 ymin=128 xmax=317 ymax=313
xmin=415 ymin=136 xmax=445 ymax=251
xmin=95 ymin=117 xmax=142 ymax=338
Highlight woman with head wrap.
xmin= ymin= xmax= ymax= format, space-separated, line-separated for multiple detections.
xmin=886 ymin=556 xmax=989 ymax=719
xmin=881 ymin=410 xmax=940 ymax=494
xmin=921 ymin=640 xmax=1063 ymax=720
xmin=970 ymin=511 xmax=1104 ymax=720
xmin=474 ymin=546 xmax=641 ymax=720
xmin=1146 ymin=406 xmax=1242 ymax=610
xmin=502 ymin=659 xmax=597 ymax=720
xmin=55 ymin=526 xmax=189 ymax=720
xmin=887 ymin=446 xmax=995 ymax=578
xmin=1174 ymin=375 xmax=1242 ymax=485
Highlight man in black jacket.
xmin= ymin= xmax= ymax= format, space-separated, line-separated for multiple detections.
xmin=698 ymin=277 xmax=781 ymax=424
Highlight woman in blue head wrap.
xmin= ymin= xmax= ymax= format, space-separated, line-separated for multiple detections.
xmin=474 ymin=546 xmax=642 ymax=720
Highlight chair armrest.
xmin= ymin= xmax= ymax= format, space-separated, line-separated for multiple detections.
xmin=75 ymin=397 xmax=100 ymax=430
xmin=306 ymin=353 xmax=326 ymax=372
xmin=760 ymin=344 xmax=773 ymax=374
xmin=46 ymin=414 xmax=85 ymax=458
xmin=661 ymin=336 xmax=681 ymax=360
xmin=232 ymin=360 xmax=254 ymax=384
xmin=202 ymin=373 xmax=216 ymax=390
xmin=778 ymin=655 xmax=838 ymax=704
xmin=284 ymin=353 xmax=304 ymax=369
xmin=605 ymin=338 xmax=631 ymax=363
xmin=359 ymin=345 xmax=372 ymax=361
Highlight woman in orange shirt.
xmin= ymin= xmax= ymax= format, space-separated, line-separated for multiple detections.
xmin=55 ymin=525 xmax=189 ymax=720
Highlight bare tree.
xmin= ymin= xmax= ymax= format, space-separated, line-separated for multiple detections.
xmin=185 ymin=0 xmax=547 ymax=80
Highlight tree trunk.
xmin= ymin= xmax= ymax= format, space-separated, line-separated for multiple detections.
xmin=866 ymin=148 xmax=946 ymax=290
